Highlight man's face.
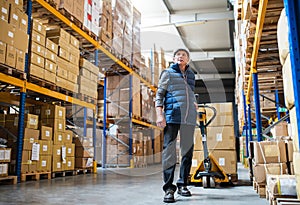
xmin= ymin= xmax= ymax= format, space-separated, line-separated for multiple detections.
xmin=173 ymin=50 xmax=189 ymax=66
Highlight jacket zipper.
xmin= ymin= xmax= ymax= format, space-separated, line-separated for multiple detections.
xmin=182 ymin=72 xmax=189 ymax=123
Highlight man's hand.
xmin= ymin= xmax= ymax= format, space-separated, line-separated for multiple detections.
xmin=156 ymin=114 xmax=166 ymax=128
xmin=156 ymin=106 xmax=166 ymax=128
xmin=194 ymin=102 xmax=198 ymax=110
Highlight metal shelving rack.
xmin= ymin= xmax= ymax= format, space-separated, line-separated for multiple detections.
xmin=25 ymin=0 xmax=161 ymax=168
xmin=284 ymin=0 xmax=300 ymax=151
xmin=241 ymin=0 xmax=300 ymax=158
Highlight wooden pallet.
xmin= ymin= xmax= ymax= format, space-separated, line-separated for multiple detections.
xmin=0 ymin=176 xmax=17 ymax=185
xmin=266 ymin=190 xmax=298 ymax=205
xmin=52 ymin=170 xmax=76 ymax=178
xmin=0 ymin=63 xmax=27 ymax=80
xmin=253 ymin=181 xmax=266 ymax=198
xmin=276 ymin=198 xmax=300 ymax=205
xmin=75 ymin=167 xmax=93 ymax=175
xmin=21 ymin=172 xmax=51 ymax=182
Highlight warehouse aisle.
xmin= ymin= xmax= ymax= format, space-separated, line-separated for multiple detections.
xmin=0 ymin=163 xmax=267 ymax=205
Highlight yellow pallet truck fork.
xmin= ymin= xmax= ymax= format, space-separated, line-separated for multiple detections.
xmin=190 ymin=105 xmax=229 ymax=188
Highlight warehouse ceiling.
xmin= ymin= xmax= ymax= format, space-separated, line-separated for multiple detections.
xmin=132 ymin=0 xmax=236 ymax=103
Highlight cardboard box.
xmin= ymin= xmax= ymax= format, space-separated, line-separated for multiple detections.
xmin=42 ymin=118 xmax=65 ymax=133
xmin=39 ymin=140 xmax=52 ymax=155
xmin=52 ymin=156 xmax=63 ymax=172
xmin=46 ymin=28 xmax=70 ymax=44
xmin=31 ymin=30 xmax=46 ymax=46
xmin=191 ymin=150 xmax=237 ymax=175
xmin=45 ymin=38 xmax=58 ymax=54
xmin=73 ymin=0 xmax=84 ymax=23
xmin=64 ymin=156 xmax=75 ymax=171
xmin=41 ymin=104 xmax=66 ymax=119
xmin=32 ymin=19 xmax=46 ymax=36
xmin=253 ymin=163 xmax=288 ymax=184
xmin=45 ymin=49 xmax=57 ymax=63
xmin=70 ymin=35 xmax=79 ymax=49
xmin=44 ymin=69 xmax=56 ymax=83
xmin=45 ymin=59 xmax=56 ymax=73
xmin=31 ymin=52 xmax=45 ymax=68
xmin=52 ymin=144 xmax=62 ymax=158
xmin=38 ymin=155 xmax=52 ymax=172
xmin=19 ymin=12 xmax=28 ymax=33
xmin=8 ymin=0 xmax=23 ymax=9
xmin=0 ymin=20 xmax=15 ymax=45
xmin=5 ymin=45 xmax=16 ymax=68
xmin=73 ymin=136 xmax=93 ymax=147
xmin=0 ymin=163 xmax=8 ymax=176
xmin=25 ymin=114 xmax=39 ymax=129
xmin=9 ymin=5 xmax=20 ymax=27
xmin=64 ymin=130 xmax=73 ymax=144
xmin=0 ymin=148 xmax=11 ymax=162
xmin=79 ymin=58 xmax=99 ymax=74
xmin=31 ymin=41 xmax=45 ymax=56
xmin=15 ymin=49 xmax=25 ymax=71
xmin=40 ymin=126 xmax=53 ymax=140
xmin=271 ymin=121 xmax=288 ymax=138
xmin=0 ymin=41 xmax=6 ymax=63
xmin=23 ymin=139 xmax=39 ymax=150
xmin=56 ymin=66 xmax=68 ymax=79
xmin=65 ymin=144 xmax=75 ymax=157
xmin=6 ymin=114 xmax=39 ymax=129
xmin=0 ymin=1 xmax=9 ymax=22
xmin=194 ymin=126 xmax=236 ymax=150
xmin=254 ymin=141 xmax=287 ymax=164
xmin=75 ymin=146 xmax=94 ymax=158
xmin=67 ymin=71 xmax=78 ymax=84
xmin=13 ymin=29 xmax=28 ymax=52
xmin=30 ymin=63 xmax=44 ymax=78
xmin=53 ymin=131 xmax=64 ymax=145
xmin=24 ymin=128 xmax=39 ymax=140
xmin=28 ymin=162 xmax=37 ymax=173
xmin=58 ymin=0 xmax=73 ymax=14
xmin=75 ymin=157 xmax=93 ymax=168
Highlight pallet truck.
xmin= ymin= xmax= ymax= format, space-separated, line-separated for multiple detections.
xmin=190 ymin=104 xmax=229 ymax=188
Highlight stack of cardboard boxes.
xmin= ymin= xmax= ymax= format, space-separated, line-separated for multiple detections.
xmin=98 ymin=0 xmax=113 ymax=47
xmin=78 ymin=58 xmax=99 ymax=99
xmin=47 ymin=28 xmax=80 ymax=92
xmin=0 ymin=148 xmax=11 ymax=177
xmin=74 ymin=135 xmax=94 ymax=169
xmin=0 ymin=0 xmax=28 ymax=71
xmin=191 ymin=103 xmax=237 ymax=176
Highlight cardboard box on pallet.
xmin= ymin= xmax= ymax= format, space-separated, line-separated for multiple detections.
xmin=194 ymin=126 xmax=236 ymax=150
xmin=46 ymin=28 xmax=70 ymax=44
xmin=45 ymin=38 xmax=58 ymax=54
xmin=8 ymin=0 xmax=24 ymax=9
xmin=9 ymin=6 xmax=21 ymax=27
xmin=38 ymin=155 xmax=52 ymax=172
xmin=5 ymin=114 xmax=39 ymax=130
xmin=53 ymin=131 xmax=64 ymax=145
xmin=0 ymin=41 xmax=6 ymax=64
xmin=253 ymin=141 xmax=287 ymax=164
xmin=5 ymin=44 xmax=16 ymax=68
xmin=14 ymin=29 xmax=28 ymax=52
xmin=75 ymin=146 xmax=94 ymax=158
xmin=0 ymin=1 xmax=9 ymax=22
xmin=63 ymin=156 xmax=75 ymax=171
xmin=58 ymin=0 xmax=73 ymax=15
xmin=45 ymin=59 xmax=56 ymax=74
xmin=31 ymin=41 xmax=45 ymax=57
xmin=191 ymin=150 xmax=237 ymax=175
xmin=39 ymin=140 xmax=53 ymax=155
xmin=19 ymin=12 xmax=28 ymax=33
xmin=52 ymin=156 xmax=63 ymax=172
xmin=15 ymin=49 xmax=25 ymax=71
xmin=44 ymin=69 xmax=56 ymax=84
xmin=64 ymin=130 xmax=73 ymax=144
xmin=31 ymin=52 xmax=45 ymax=68
xmin=65 ymin=143 xmax=75 ymax=157
xmin=30 ymin=63 xmax=44 ymax=78
xmin=0 ymin=148 xmax=11 ymax=162
xmin=31 ymin=30 xmax=45 ymax=46
xmin=75 ymin=157 xmax=93 ymax=168
xmin=73 ymin=136 xmax=93 ymax=147
xmin=0 ymin=20 xmax=15 ymax=46
xmin=72 ymin=0 xmax=84 ymax=23
xmin=0 ymin=163 xmax=8 ymax=177
xmin=40 ymin=126 xmax=53 ymax=140
xmin=45 ymin=49 xmax=57 ymax=63
xmin=41 ymin=104 xmax=66 ymax=120
xmin=254 ymin=163 xmax=289 ymax=184
xmin=52 ymin=144 xmax=62 ymax=158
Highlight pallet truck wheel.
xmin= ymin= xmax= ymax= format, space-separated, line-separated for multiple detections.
xmin=202 ymin=176 xmax=208 ymax=188
xmin=209 ymin=177 xmax=216 ymax=188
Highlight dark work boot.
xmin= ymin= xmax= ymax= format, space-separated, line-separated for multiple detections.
xmin=164 ymin=189 xmax=175 ymax=203
xmin=177 ymin=186 xmax=192 ymax=197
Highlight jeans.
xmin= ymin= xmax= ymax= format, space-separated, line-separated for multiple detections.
xmin=162 ymin=123 xmax=195 ymax=192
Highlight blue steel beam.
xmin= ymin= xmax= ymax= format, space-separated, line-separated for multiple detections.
xmin=102 ymin=77 xmax=107 ymax=168
xmin=284 ymin=0 xmax=300 ymax=150
xmin=275 ymin=90 xmax=280 ymax=120
xmin=253 ymin=73 xmax=262 ymax=141
xmin=247 ymin=104 xmax=253 ymax=141
xmin=242 ymin=91 xmax=249 ymax=157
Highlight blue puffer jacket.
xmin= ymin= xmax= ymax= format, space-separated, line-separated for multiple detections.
xmin=156 ymin=63 xmax=197 ymax=125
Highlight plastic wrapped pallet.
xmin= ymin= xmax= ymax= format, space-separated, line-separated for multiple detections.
xmin=277 ymin=8 xmax=290 ymax=65
xmin=282 ymin=54 xmax=295 ymax=109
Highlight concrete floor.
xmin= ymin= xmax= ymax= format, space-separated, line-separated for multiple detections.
xmin=0 ymin=163 xmax=268 ymax=205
